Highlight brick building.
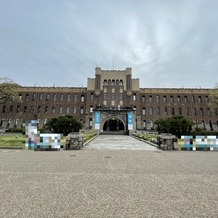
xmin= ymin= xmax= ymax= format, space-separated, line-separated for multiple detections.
xmin=0 ymin=67 xmax=217 ymax=132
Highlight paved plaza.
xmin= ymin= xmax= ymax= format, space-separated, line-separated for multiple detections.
xmin=0 ymin=135 xmax=218 ymax=218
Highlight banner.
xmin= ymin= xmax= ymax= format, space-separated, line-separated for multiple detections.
xmin=128 ymin=112 xmax=133 ymax=130
xmin=95 ymin=112 xmax=100 ymax=129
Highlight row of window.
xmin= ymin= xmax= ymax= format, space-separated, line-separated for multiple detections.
xmin=103 ymin=80 xmax=123 ymax=86
xmin=103 ymin=93 xmax=123 ymax=101
xmin=141 ymin=107 xmax=216 ymax=116
xmin=2 ymin=105 xmax=95 ymax=114
xmin=2 ymin=104 xmax=217 ymax=116
xmin=137 ymin=95 xmax=209 ymax=104
xmin=19 ymin=93 xmax=94 ymax=102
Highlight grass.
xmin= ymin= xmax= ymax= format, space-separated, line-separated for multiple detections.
xmin=0 ymin=134 xmax=25 ymax=148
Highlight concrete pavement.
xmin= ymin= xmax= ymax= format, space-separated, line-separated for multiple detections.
xmin=0 ymin=135 xmax=218 ymax=217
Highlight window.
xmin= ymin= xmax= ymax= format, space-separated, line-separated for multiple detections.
xmin=46 ymin=94 xmax=49 ymax=101
xmin=112 ymin=93 xmax=115 ymax=101
xmin=25 ymin=94 xmax=29 ymax=101
xmin=119 ymin=80 xmax=123 ymax=86
xmin=30 ymin=106 xmax=34 ymax=113
xmin=170 ymin=96 xmax=174 ymax=103
xmin=16 ymin=106 xmax=20 ymax=113
xmin=103 ymin=80 xmax=107 ymax=86
xmin=45 ymin=106 xmax=48 ymax=113
xmin=193 ymin=108 xmax=197 ymax=115
xmin=59 ymin=106 xmax=62 ymax=114
xmin=39 ymin=94 xmax=42 ymax=101
xmin=171 ymin=107 xmax=175 ymax=115
xmin=74 ymin=94 xmax=77 ymax=102
xmin=164 ymin=107 xmax=168 ymax=115
xmin=81 ymin=95 xmax=84 ymax=102
xmin=80 ymin=107 xmax=84 ymax=114
xmin=90 ymin=93 xmax=93 ymax=101
xmin=119 ymin=93 xmax=123 ymax=101
xmin=163 ymin=96 xmax=167 ymax=103
xmin=186 ymin=108 xmax=189 ymax=115
xmin=133 ymin=93 xmax=136 ymax=101
xmin=52 ymin=106 xmax=55 ymax=113
xmin=2 ymin=105 xmax=6 ymax=113
xmin=10 ymin=106 xmax=13 ymax=112
xmin=90 ymin=106 xmax=93 ymax=113
xmin=178 ymin=108 xmax=182 ymax=115
xmin=73 ymin=107 xmax=76 ymax=114
xmin=143 ymin=120 xmax=147 ymax=129
xmin=156 ymin=95 xmax=160 ymax=103
xmin=207 ymin=108 xmax=211 ymax=116
xmin=67 ymin=95 xmax=70 ymax=102
xmin=149 ymin=96 xmax=152 ymax=103
xmin=19 ymin=94 xmax=22 ymax=100
xmin=24 ymin=106 xmax=27 ymax=113
xmin=66 ymin=107 xmax=70 ymax=114
xmin=184 ymin=96 xmax=188 ymax=103
xmin=149 ymin=107 xmax=153 ymax=115
xmin=60 ymin=95 xmax=64 ymax=102
xmin=200 ymin=108 xmax=203 ymax=116
xmin=142 ymin=96 xmax=145 ymax=103
xmin=191 ymin=96 xmax=195 ymax=103
xmin=111 ymin=80 xmax=115 ymax=86
xmin=37 ymin=106 xmax=41 ymax=113
xmin=53 ymin=94 xmax=56 ymax=102
xmin=205 ymin=96 xmax=208 ymax=102
xmin=32 ymin=94 xmax=36 ymax=101
xmin=198 ymin=96 xmax=202 ymax=103
xmin=177 ymin=96 xmax=181 ymax=103
xmin=142 ymin=107 xmax=146 ymax=115
xmin=157 ymin=107 xmax=160 ymax=115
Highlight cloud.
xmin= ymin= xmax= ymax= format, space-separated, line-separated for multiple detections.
xmin=0 ymin=0 xmax=218 ymax=88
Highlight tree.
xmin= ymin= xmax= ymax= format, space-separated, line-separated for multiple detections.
xmin=155 ymin=116 xmax=194 ymax=137
xmin=209 ymin=83 xmax=218 ymax=108
xmin=0 ymin=77 xmax=21 ymax=104
xmin=45 ymin=115 xmax=83 ymax=136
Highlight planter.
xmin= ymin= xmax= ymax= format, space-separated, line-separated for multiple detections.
xmin=65 ymin=132 xmax=84 ymax=150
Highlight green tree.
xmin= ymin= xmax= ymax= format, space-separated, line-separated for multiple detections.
xmin=45 ymin=115 xmax=83 ymax=136
xmin=209 ymin=83 xmax=218 ymax=108
xmin=155 ymin=116 xmax=194 ymax=137
xmin=0 ymin=77 xmax=21 ymax=104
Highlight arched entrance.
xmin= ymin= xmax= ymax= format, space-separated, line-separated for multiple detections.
xmin=103 ymin=118 xmax=125 ymax=131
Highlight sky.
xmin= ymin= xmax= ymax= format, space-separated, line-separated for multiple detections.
xmin=0 ymin=0 xmax=218 ymax=88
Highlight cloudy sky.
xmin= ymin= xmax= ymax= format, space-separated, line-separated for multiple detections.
xmin=0 ymin=0 xmax=218 ymax=88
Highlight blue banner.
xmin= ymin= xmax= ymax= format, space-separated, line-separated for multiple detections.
xmin=128 ymin=112 xmax=133 ymax=124
xmin=95 ymin=112 xmax=100 ymax=124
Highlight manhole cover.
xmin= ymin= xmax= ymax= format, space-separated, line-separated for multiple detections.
xmin=104 ymin=156 xmax=112 ymax=158
xmin=154 ymin=150 xmax=162 ymax=153
xmin=69 ymin=154 xmax=77 ymax=157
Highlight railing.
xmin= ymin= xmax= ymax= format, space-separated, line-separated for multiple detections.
xmin=94 ymin=105 xmax=134 ymax=112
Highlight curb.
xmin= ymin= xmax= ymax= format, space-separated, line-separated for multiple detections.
xmin=0 ymin=146 xmax=24 ymax=149
xmin=131 ymin=135 xmax=158 ymax=148
xmin=84 ymin=134 xmax=99 ymax=146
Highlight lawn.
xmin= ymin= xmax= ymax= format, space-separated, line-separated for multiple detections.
xmin=0 ymin=134 xmax=25 ymax=148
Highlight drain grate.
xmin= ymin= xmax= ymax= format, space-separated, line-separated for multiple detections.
xmin=104 ymin=156 xmax=112 ymax=158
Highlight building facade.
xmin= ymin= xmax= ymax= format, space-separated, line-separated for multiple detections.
xmin=0 ymin=67 xmax=218 ymax=131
